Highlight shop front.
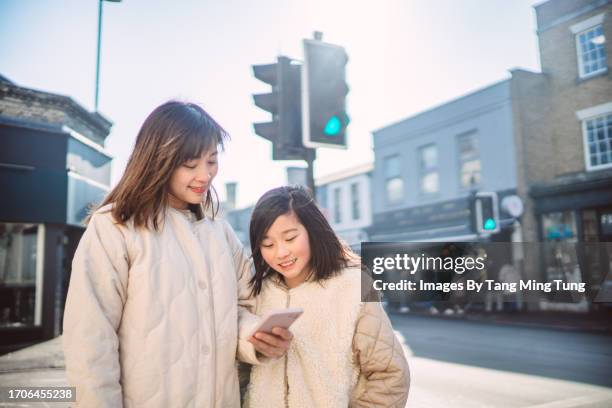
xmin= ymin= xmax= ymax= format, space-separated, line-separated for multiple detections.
xmin=532 ymin=170 xmax=612 ymax=310
xmin=0 ymin=76 xmax=112 ymax=351
xmin=0 ymin=118 xmax=111 ymax=352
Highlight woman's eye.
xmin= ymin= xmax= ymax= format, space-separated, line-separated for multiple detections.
xmin=183 ymin=163 xmax=196 ymax=169
xmin=261 ymin=243 xmax=273 ymax=248
xmin=286 ymin=236 xmax=297 ymax=242
xmin=208 ymin=161 xmax=218 ymax=166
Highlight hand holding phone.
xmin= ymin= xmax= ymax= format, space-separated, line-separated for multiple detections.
xmin=248 ymin=307 xmax=304 ymax=338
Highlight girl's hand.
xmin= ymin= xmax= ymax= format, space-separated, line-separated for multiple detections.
xmin=248 ymin=327 xmax=293 ymax=359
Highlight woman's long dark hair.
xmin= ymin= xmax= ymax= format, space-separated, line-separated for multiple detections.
xmin=94 ymin=100 xmax=229 ymax=229
xmin=249 ymin=185 xmax=355 ymax=296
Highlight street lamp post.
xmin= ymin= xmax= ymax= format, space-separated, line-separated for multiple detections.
xmin=95 ymin=0 xmax=122 ymax=112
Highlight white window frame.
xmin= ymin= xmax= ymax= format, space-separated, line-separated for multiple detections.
xmin=570 ymin=13 xmax=607 ymax=79
xmin=577 ymin=102 xmax=612 ymax=171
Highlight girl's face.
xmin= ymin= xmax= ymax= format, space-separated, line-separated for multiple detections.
xmin=168 ymin=148 xmax=218 ymax=209
xmin=260 ymin=212 xmax=312 ymax=289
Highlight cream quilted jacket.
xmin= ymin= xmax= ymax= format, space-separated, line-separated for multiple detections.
xmin=245 ymin=267 xmax=410 ymax=407
xmin=63 ymin=205 xmax=261 ymax=407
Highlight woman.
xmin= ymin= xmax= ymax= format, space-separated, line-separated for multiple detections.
xmin=62 ymin=101 xmax=291 ymax=407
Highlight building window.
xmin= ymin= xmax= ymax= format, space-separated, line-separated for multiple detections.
xmin=333 ymin=187 xmax=342 ymax=224
xmin=541 ymin=211 xmax=578 ymax=284
xmin=384 ymin=155 xmax=403 ymax=205
xmin=457 ymin=132 xmax=481 ymax=188
xmin=0 ymin=223 xmax=42 ymax=328
xmin=317 ymin=186 xmax=328 ymax=210
xmin=583 ymin=112 xmax=612 ymax=171
xmin=350 ymin=182 xmax=360 ymax=221
xmin=571 ymin=14 xmax=607 ymax=79
xmin=419 ymin=144 xmax=438 ymax=194
xmin=577 ymin=25 xmax=607 ymax=78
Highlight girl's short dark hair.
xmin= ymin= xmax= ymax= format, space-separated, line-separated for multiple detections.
xmin=249 ymin=185 xmax=354 ymax=296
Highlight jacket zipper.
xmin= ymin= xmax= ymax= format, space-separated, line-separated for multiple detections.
xmin=284 ymin=289 xmax=291 ymax=408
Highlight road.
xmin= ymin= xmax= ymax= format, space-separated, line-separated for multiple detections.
xmin=2 ymin=318 xmax=612 ymax=407
xmin=391 ymin=314 xmax=612 ymax=407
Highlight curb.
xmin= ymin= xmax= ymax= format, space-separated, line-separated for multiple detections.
xmin=388 ymin=310 xmax=612 ymax=335
xmin=0 ymin=337 xmax=65 ymax=373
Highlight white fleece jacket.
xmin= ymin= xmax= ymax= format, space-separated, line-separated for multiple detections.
xmin=245 ymin=267 xmax=410 ymax=408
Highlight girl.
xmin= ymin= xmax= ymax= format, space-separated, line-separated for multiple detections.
xmin=62 ymin=101 xmax=291 ymax=408
xmin=245 ymin=185 xmax=410 ymax=407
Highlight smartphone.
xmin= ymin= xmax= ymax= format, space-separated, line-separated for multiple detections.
xmin=248 ymin=307 xmax=304 ymax=338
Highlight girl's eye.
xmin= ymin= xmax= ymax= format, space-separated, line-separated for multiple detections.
xmin=261 ymin=243 xmax=273 ymax=248
xmin=183 ymin=163 xmax=197 ymax=169
xmin=208 ymin=161 xmax=218 ymax=166
xmin=286 ymin=236 xmax=297 ymax=242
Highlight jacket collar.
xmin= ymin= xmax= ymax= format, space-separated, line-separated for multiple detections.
xmin=268 ymin=269 xmax=317 ymax=292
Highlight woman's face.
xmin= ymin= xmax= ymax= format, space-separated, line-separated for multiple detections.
xmin=260 ymin=212 xmax=312 ymax=289
xmin=168 ymin=148 xmax=218 ymax=209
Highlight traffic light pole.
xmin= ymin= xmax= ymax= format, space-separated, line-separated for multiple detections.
xmin=305 ymin=149 xmax=316 ymax=196
xmin=305 ymin=32 xmax=320 ymax=197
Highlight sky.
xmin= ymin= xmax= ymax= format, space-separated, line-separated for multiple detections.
xmin=0 ymin=0 xmax=542 ymax=208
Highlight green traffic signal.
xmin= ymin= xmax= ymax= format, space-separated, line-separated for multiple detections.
xmin=484 ymin=218 xmax=497 ymax=230
xmin=324 ymin=116 xmax=341 ymax=136
xmin=324 ymin=113 xmax=350 ymax=137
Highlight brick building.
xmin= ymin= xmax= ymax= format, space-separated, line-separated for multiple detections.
xmin=514 ymin=0 xmax=612 ymax=309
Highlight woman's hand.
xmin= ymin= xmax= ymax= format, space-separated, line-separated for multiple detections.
xmin=248 ymin=327 xmax=293 ymax=359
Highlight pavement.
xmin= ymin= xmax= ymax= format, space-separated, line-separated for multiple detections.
xmin=1 ymin=310 xmax=610 ymax=373
xmin=0 ymin=309 xmax=611 ymax=406
xmin=0 ymin=337 xmax=68 ymax=407
xmin=0 ymin=337 xmax=64 ymax=374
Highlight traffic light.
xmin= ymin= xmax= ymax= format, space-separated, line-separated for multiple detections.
xmin=471 ymin=192 xmax=500 ymax=235
xmin=302 ymin=39 xmax=349 ymax=149
xmin=252 ymin=56 xmax=309 ymax=160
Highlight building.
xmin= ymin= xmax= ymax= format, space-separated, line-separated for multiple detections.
xmin=367 ymin=0 xmax=612 ymax=310
xmin=367 ymin=80 xmax=519 ymax=243
xmin=224 ymin=204 xmax=254 ymax=249
xmin=515 ymin=0 xmax=612 ymax=309
xmin=316 ymin=163 xmax=373 ymax=251
xmin=0 ymin=75 xmax=113 ymax=350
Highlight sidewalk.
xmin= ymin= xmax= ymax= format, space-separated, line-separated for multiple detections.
xmin=0 ymin=337 xmax=64 ymax=373
xmin=1 ymin=308 xmax=611 ymax=394
xmin=0 ymin=336 xmax=68 ymax=397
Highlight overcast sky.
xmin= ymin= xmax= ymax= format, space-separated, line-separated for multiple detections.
xmin=0 ymin=0 xmax=542 ymax=207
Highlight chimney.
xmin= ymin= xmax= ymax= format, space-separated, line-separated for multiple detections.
xmin=286 ymin=167 xmax=308 ymax=187
xmin=225 ymin=182 xmax=237 ymax=210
